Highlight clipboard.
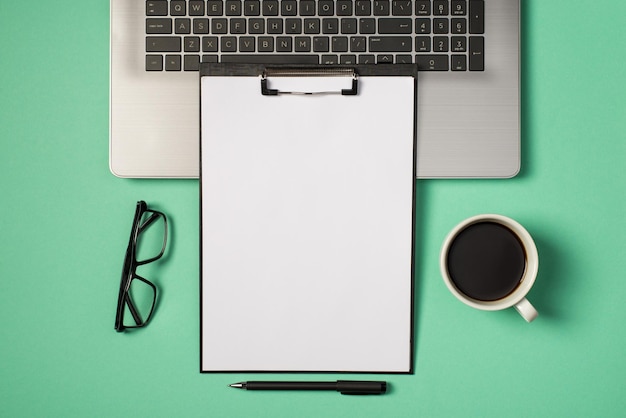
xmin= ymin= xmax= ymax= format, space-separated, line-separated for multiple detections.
xmin=200 ymin=63 xmax=417 ymax=373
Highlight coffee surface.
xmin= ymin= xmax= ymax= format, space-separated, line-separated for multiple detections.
xmin=447 ymin=222 xmax=526 ymax=301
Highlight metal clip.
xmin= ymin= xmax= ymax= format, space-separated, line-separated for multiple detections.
xmin=261 ymin=68 xmax=358 ymax=96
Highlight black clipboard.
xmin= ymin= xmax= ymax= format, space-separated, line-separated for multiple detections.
xmin=200 ymin=63 xmax=417 ymax=373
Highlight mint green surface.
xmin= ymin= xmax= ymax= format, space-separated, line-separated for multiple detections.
xmin=1 ymin=1 xmax=625 ymax=417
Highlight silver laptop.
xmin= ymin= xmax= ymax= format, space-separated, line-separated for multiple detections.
xmin=110 ymin=0 xmax=520 ymax=178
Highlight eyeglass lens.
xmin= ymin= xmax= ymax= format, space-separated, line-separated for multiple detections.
xmin=135 ymin=210 xmax=167 ymax=264
xmin=122 ymin=276 xmax=156 ymax=328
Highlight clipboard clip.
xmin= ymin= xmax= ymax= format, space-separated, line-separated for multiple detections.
xmin=261 ymin=68 xmax=358 ymax=96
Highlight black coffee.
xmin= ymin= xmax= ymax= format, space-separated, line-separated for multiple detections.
xmin=447 ymin=222 xmax=526 ymax=301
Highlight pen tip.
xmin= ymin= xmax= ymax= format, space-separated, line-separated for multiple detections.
xmin=229 ymin=382 xmax=244 ymax=389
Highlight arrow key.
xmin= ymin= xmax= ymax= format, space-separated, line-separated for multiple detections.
xmin=377 ymin=54 xmax=394 ymax=63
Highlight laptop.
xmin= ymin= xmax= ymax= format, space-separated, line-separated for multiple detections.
xmin=110 ymin=0 xmax=520 ymax=178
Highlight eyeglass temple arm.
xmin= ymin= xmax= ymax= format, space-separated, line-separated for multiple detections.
xmin=138 ymin=211 xmax=162 ymax=234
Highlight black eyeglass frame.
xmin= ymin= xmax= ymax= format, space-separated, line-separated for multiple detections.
xmin=115 ymin=201 xmax=168 ymax=332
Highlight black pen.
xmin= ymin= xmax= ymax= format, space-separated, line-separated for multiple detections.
xmin=228 ymin=380 xmax=387 ymax=395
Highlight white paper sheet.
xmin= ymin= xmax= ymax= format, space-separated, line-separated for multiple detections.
xmin=201 ymin=71 xmax=415 ymax=372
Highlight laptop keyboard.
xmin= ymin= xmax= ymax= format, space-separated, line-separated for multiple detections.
xmin=145 ymin=0 xmax=485 ymax=72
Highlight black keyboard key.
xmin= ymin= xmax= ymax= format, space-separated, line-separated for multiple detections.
xmin=359 ymin=18 xmax=376 ymax=34
xmin=378 ymin=18 xmax=412 ymax=34
xmin=433 ymin=18 xmax=449 ymax=34
xmin=373 ymin=1 xmax=390 ymax=16
xmin=452 ymin=18 xmax=467 ymax=34
xmin=300 ymin=1 xmax=316 ymax=16
xmin=286 ymin=19 xmax=302 ymax=34
xmin=207 ymin=1 xmax=223 ymax=16
xmin=415 ymin=0 xmax=431 ymax=16
xmin=276 ymin=37 xmax=292 ymax=52
xmin=212 ymin=19 xmax=227 ymax=34
xmin=415 ymin=36 xmax=431 ymax=52
xmin=322 ymin=18 xmax=339 ymax=34
xmin=392 ymin=1 xmax=412 ymax=16
xmin=355 ymin=1 xmax=372 ymax=16
xmin=146 ymin=1 xmax=168 ymax=16
xmin=340 ymin=54 xmax=357 ymax=64
xmin=451 ymin=36 xmax=467 ymax=52
xmin=202 ymin=37 xmax=218 ymax=52
xmin=341 ymin=18 xmax=358 ymax=34
xmin=175 ymin=18 xmax=191 ymax=34
xmin=416 ymin=18 xmax=431 ymax=34
xmin=258 ymin=37 xmax=274 ymax=52
xmin=184 ymin=36 xmax=201 ymax=52
xmin=267 ymin=19 xmax=283 ymax=34
xmin=318 ymin=0 xmax=334 ymax=16
xmin=146 ymin=18 xmax=172 ymax=34
xmin=146 ymin=37 xmax=181 ymax=52
xmin=170 ymin=1 xmax=186 ymax=16
xmin=369 ymin=36 xmax=412 ymax=52
xmin=433 ymin=36 xmax=448 ymax=52
xmin=249 ymin=19 xmax=265 ymax=34
xmin=221 ymin=37 xmax=237 ymax=52
xmin=358 ymin=54 xmax=375 ymax=64
xmin=350 ymin=36 xmax=367 ymax=52
xmin=146 ymin=55 xmax=163 ymax=71
xmin=240 ymin=36 xmax=257 ymax=52
xmin=377 ymin=54 xmax=393 ymax=63
xmin=433 ymin=0 xmax=448 ymax=15
xmin=451 ymin=55 xmax=467 ymax=71
xmin=321 ymin=55 xmax=338 ymax=64
xmin=244 ymin=0 xmax=261 ymax=16
xmin=230 ymin=19 xmax=246 ymax=34
xmin=332 ymin=36 xmax=349 ymax=52
xmin=415 ymin=55 xmax=449 ymax=71
xmin=469 ymin=36 xmax=484 ymax=71
xmin=193 ymin=18 xmax=209 ymax=34
xmin=337 ymin=1 xmax=353 ymax=16
xmin=304 ymin=18 xmax=320 ymax=34
xmin=225 ymin=1 xmax=242 ymax=16
xmin=469 ymin=0 xmax=485 ymax=34
xmin=164 ymin=55 xmax=181 ymax=71
xmin=313 ymin=37 xmax=330 ymax=52
xmin=220 ymin=54 xmax=319 ymax=64
xmin=262 ymin=1 xmax=279 ymax=16
xmin=295 ymin=36 xmax=312 ymax=52
xmin=189 ymin=1 xmax=205 ymax=15
xmin=282 ymin=1 xmax=298 ymax=16
xmin=396 ymin=54 xmax=412 ymax=64
xmin=451 ymin=0 xmax=467 ymax=16
xmin=184 ymin=55 xmax=201 ymax=71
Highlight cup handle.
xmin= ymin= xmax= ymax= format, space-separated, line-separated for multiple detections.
xmin=514 ymin=298 xmax=538 ymax=322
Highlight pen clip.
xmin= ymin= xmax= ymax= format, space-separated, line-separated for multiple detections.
xmin=337 ymin=380 xmax=387 ymax=395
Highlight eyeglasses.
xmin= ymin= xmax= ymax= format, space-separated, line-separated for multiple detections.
xmin=115 ymin=201 xmax=168 ymax=332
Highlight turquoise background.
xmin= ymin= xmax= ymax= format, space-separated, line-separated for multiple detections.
xmin=1 ymin=1 xmax=625 ymax=416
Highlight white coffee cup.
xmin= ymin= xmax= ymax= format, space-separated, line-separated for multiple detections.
xmin=440 ymin=214 xmax=539 ymax=322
